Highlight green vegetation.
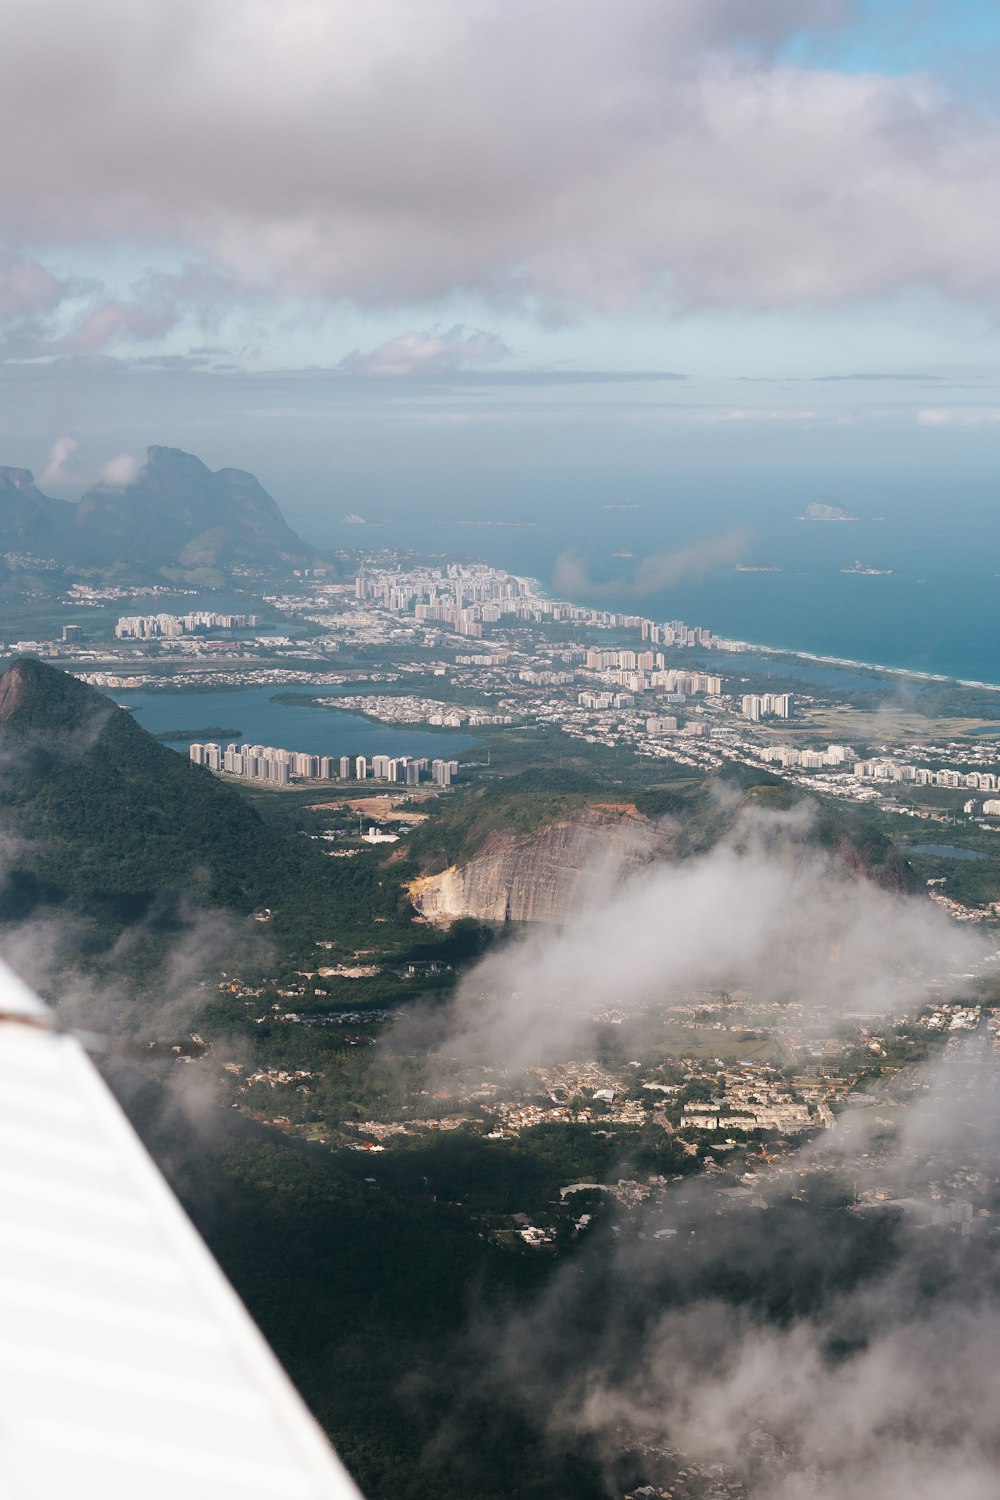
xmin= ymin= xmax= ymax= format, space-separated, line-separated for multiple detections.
xmin=0 ymin=660 xmax=297 ymax=918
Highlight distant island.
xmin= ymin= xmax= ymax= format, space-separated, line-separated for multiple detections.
xmin=801 ymin=500 xmax=857 ymax=521
xmin=455 ymin=519 xmax=538 ymax=529
xmin=841 ymin=560 xmax=894 ymax=576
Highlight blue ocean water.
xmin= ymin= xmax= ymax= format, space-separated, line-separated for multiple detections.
xmin=118 ymin=685 xmax=477 ymax=760
xmin=346 ymin=495 xmax=999 ymax=684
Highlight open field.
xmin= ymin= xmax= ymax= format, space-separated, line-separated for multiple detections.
xmin=773 ymin=706 xmax=1000 ymax=745
xmin=659 ymin=1024 xmax=787 ymax=1065
xmin=306 ymin=791 xmax=441 ymax=821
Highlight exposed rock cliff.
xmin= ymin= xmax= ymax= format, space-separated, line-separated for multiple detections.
xmin=409 ymin=804 xmax=668 ymax=923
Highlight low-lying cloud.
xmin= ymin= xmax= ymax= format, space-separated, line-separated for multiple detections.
xmin=408 ymin=806 xmax=984 ymax=1072
xmin=553 ymin=530 xmax=749 ymax=599
xmin=40 ymin=434 xmax=78 ymax=487
xmin=410 ymin=807 xmax=1000 ymax=1497
xmin=98 ymin=452 xmax=138 ymax=486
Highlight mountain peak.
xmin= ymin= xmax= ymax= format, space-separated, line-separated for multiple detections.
xmin=144 ymin=445 xmax=211 ymax=474
xmin=0 ymin=467 xmax=40 ymax=493
xmin=0 ymin=445 xmax=322 ymax=579
xmin=0 ymin=656 xmax=117 ymax=734
xmin=0 ymin=659 xmax=305 ymax=920
xmin=75 ymin=445 xmax=319 ymax=574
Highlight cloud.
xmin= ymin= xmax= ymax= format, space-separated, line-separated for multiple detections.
xmin=553 ymin=529 xmax=748 ymax=599
xmin=0 ymin=2 xmax=998 ymax=317
xmin=918 ymin=407 xmax=1000 ymax=427
xmin=40 ymin=434 xmax=78 ymax=487
xmin=408 ymin=807 xmax=984 ymax=1071
xmin=475 ymin=1019 xmax=1000 ymax=1499
xmin=404 ymin=809 xmax=998 ymax=1497
xmin=99 ymin=452 xmax=138 ymax=485
xmin=0 ymin=254 xmax=238 ymax=362
xmin=0 ymin=253 xmax=83 ymax=360
xmin=0 ymin=253 xmax=71 ymax=322
xmin=338 ymin=325 xmax=511 ymax=377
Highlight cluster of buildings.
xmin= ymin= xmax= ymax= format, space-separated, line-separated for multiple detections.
xmin=755 ymin=743 xmax=856 ymax=769
xmin=741 ymin=692 xmax=795 ymax=721
xmin=355 ymin=562 xmax=715 ymax=645
xmin=331 ymin=694 xmax=511 ymax=727
xmin=355 ymin=564 xmax=531 ymax=639
xmin=81 ymin=560 xmax=1000 ymax=838
xmin=189 ymin=741 xmax=459 ymax=787
xmin=115 ymin=610 xmax=260 ymax=639
xmin=854 ymin=759 xmax=1000 ymax=793
xmin=746 ymin=740 xmax=1000 ymax=831
xmin=680 ymin=1096 xmax=827 ymax=1133
xmin=584 ymin=647 xmax=723 ymax=698
xmin=641 ymin=620 xmax=713 ymax=647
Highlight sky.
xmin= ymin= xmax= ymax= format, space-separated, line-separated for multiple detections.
xmin=3 ymin=0 xmax=1000 ymax=538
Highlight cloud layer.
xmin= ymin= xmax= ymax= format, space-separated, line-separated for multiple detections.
xmin=338 ymin=326 xmax=511 ymax=377
xmin=398 ymin=801 xmax=999 ymax=1497
xmin=412 ymin=805 xmax=984 ymax=1072
xmin=2 ymin=0 xmax=1000 ymax=333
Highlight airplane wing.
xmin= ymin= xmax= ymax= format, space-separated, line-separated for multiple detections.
xmin=0 ymin=959 xmax=361 ymax=1500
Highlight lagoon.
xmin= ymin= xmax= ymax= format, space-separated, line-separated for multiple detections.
xmin=909 ymin=844 xmax=989 ymax=862
xmin=115 ymin=684 xmax=478 ymax=760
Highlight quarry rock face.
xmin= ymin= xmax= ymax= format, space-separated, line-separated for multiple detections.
xmin=0 ymin=664 xmax=24 ymax=722
xmin=409 ymin=804 xmax=667 ymax=923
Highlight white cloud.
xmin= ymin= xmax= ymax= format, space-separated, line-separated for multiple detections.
xmin=0 ymin=253 xmax=70 ymax=322
xmin=413 ymin=809 xmax=983 ymax=1071
xmin=98 ymin=453 xmax=138 ymax=486
xmin=40 ymin=434 xmax=78 ymax=487
xmin=338 ymin=326 xmax=510 ymax=377
xmin=0 ymin=2 xmax=998 ymax=319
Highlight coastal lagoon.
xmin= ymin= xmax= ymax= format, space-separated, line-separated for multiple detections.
xmin=117 ymin=684 xmax=478 ymax=760
xmin=909 ymin=844 xmax=990 ymax=862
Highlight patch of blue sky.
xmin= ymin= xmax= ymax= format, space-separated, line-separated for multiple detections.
xmin=779 ymin=0 xmax=1000 ymax=82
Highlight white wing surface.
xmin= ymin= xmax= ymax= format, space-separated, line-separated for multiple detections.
xmin=0 ymin=959 xmax=361 ymax=1500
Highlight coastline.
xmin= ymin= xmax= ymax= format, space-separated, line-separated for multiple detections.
xmin=525 ymin=566 xmax=1000 ymax=695
xmin=714 ymin=639 xmax=1000 ymax=694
